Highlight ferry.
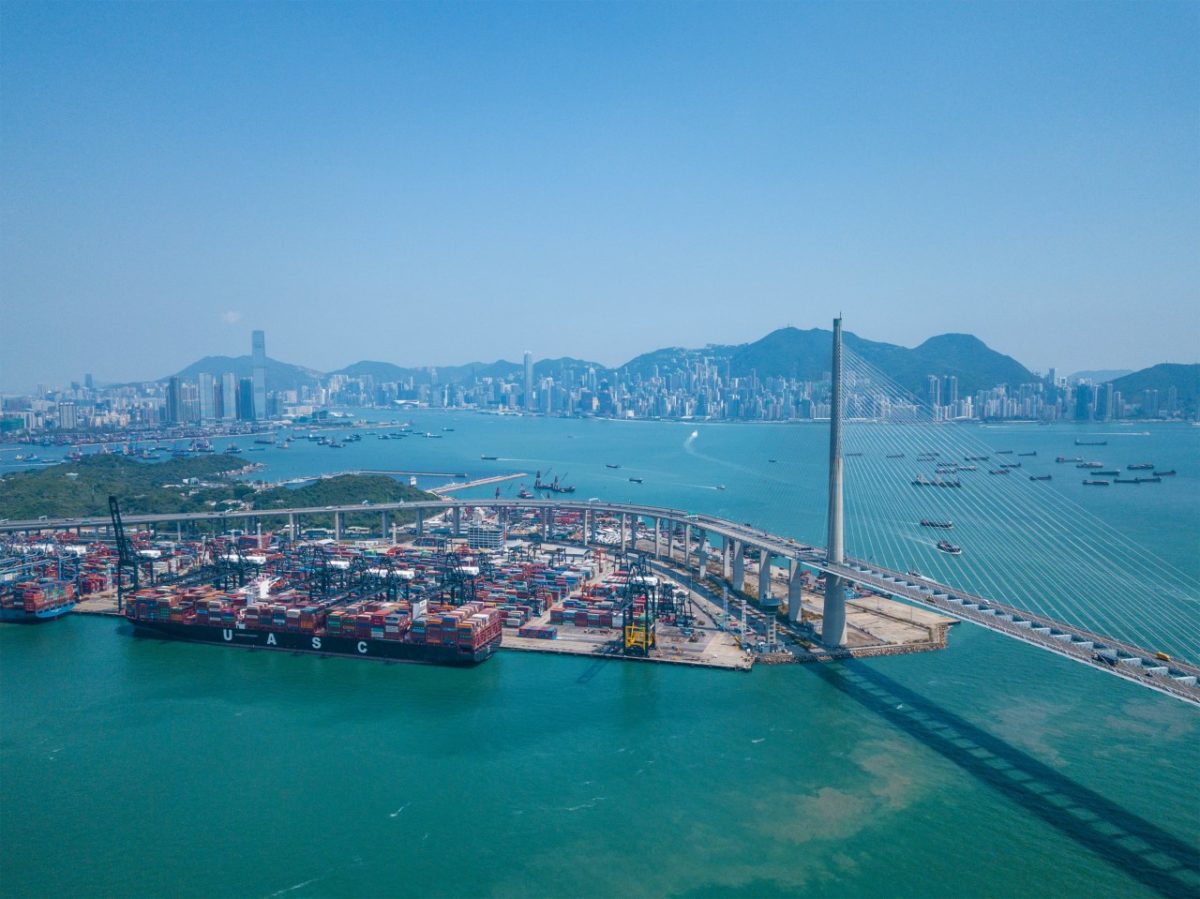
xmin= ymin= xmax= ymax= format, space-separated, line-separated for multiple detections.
xmin=936 ymin=540 xmax=962 ymax=556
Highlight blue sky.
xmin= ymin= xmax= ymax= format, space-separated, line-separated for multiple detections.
xmin=2 ymin=1 xmax=1197 ymax=390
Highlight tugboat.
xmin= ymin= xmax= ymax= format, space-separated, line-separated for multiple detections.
xmin=920 ymin=519 xmax=953 ymax=529
xmin=606 ymin=463 xmax=621 ymax=469
xmin=936 ymin=540 xmax=962 ymax=555
xmin=629 ymin=477 xmax=643 ymax=484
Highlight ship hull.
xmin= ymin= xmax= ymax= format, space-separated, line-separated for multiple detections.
xmin=127 ymin=620 xmax=496 ymax=666
xmin=0 ymin=603 xmax=76 ymax=623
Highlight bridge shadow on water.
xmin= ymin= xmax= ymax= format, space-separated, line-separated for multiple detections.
xmin=807 ymin=661 xmax=1200 ymax=898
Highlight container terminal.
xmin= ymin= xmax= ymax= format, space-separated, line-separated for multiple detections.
xmin=1 ymin=500 xmax=955 ymax=671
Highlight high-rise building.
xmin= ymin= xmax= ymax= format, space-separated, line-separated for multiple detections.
xmin=221 ymin=372 xmax=237 ymax=420
xmin=166 ymin=376 xmax=181 ymax=424
xmin=524 ymin=351 xmax=534 ymax=411
xmin=57 ymin=402 xmax=77 ymax=430
xmin=251 ymin=330 xmax=267 ymax=420
xmin=198 ymin=372 xmax=216 ymax=421
xmin=237 ymin=378 xmax=256 ymax=421
xmin=944 ymin=375 xmax=958 ymax=407
xmin=927 ymin=375 xmax=941 ymax=408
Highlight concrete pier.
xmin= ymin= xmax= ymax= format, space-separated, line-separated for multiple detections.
xmin=823 ymin=316 xmax=848 ymax=648
xmin=732 ymin=542 xmax=745 ymax=592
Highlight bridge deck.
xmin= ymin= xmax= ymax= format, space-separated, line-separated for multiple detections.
xmin=3 ymin=497 xmax=1196 ymax=704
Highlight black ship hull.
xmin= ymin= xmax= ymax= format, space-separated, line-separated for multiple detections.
xmin=128 ymin=620 xmax=496 ymax=666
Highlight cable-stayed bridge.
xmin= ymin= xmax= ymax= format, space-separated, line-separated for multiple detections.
xmin=3 ymin=321 xmax=1197 ymax=703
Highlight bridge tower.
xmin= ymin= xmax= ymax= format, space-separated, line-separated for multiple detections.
xmin=823 ymin=316 xmax=848 ymax=647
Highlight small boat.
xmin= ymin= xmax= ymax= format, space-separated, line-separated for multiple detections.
xmin=716 ymin=485 xmax=726 ymax=491
xmin=768 ymin=459 xmax=778 ymax=463
xmin=920 ymin=519 xmax=953 ymax=529
xmin=481 ymin=455 xmax=499 ymax=461
xmin=605 ymin=463 xmax=621 ymax=469
xmin=1126 ymin=463 xmax=1154 ymax=471
xmin=629 ymin=477 xmax=643 ymax=484
xmin=1029 ymin=474 xmax=1052 ymax=481
xmin=1154 ymin=470 xmax=1176 ymax=477
xmin=1083 ymin=479 xmax=1110 ymax=486
xmin=936 ymin=540 xmax=962 ymax=555
xmin=1076 ymin=439 xmax=1107 ymax=446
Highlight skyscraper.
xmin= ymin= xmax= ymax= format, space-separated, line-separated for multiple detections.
xmin=166 ymin=376 xmax=181 ymax=424
xmin=524 ymin=351 xmax=534 ymax=411
xmin=251 ymin=330 xmax=267 ymax=420
xmin=927 ymin=375 xmax=941 ymax=408
xmin=237 ymin=378 xmax=256 ymax=421
xmin=221 ymin=373 xmax=237 ymax=421
xmin=198 ymin=372 xmax=216 ymax=421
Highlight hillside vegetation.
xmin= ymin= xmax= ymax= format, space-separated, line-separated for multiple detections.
xmin=0 ymin=456 xmax=436 ymax=524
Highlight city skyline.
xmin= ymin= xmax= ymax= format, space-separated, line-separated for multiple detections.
xmin=3 ymin=3 xmax=1198 ymax=389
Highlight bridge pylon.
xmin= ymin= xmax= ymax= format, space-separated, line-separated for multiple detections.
xmin=823 ymin=316 xmax=848 ymax=647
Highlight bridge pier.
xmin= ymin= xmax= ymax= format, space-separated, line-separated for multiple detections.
xmin=732 ymin=541 xmax=745 ymax=593
xmin=452 ymin=506 xmax=462 ymax=538
xmin=696 ymin=532 xmax=708 ymax=580
xmin=380 ymin=511 xmax=389 ymax=540
xmin=654 ymin=518 xmax=661 ymax=559
xmin=619 ymin=513 xmax=627 ymax=551
xmin=416 ymin=509 xmax=424 ymax=537
xmin=787 ymin=559 xmax=804 ymax=624
xmin=542 ymin=507 xmax=551 ymax=541
xmin=334 ymin=511 xmax=344 ymax=541
xmin=722 ymin=537 xmax=732 ymax=580
xmin=288 ymin=513 xmax=298 ymax=542
xmin=758 ymin=548 xmax=771 ymax=601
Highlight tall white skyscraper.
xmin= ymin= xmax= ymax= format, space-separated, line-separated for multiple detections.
xmin=524 ymin=351 xmax=534 ymax=411
xmin=251 ymin=330 xmax=267 ymax=420
xmin=221 ymin=372 xmax=237 ymax=421
xmin=198 ymin=372 xmax=216 ymax=421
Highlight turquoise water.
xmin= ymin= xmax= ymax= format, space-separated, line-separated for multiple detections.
xmin=2 ymin=416 xmax=1198 ymax=898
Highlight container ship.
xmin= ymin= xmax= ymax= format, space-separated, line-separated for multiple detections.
xmin=124 ymin=585 xmax=503 ymax=666
xmin=0 ymin=578 xmax=77 ymax=623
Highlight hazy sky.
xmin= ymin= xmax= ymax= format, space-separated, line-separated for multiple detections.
xmin=2 ymin=1 xmax=1197 ymax=391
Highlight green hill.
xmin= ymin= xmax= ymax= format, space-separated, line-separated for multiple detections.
xmin=1110 ymin=364 xmax=1199 ymax=416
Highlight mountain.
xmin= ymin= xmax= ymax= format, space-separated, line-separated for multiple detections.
xmin=619 ymin=328 xmax=1035 ymax=397
xmin=1068 ymin=369 xmax=1133 ymax=383
xmin=169 ymin=356 xmax=322 ymax=392
xmin=1109 ymin=364 xmax=1199 ymax=415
